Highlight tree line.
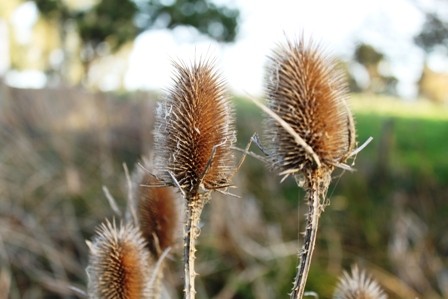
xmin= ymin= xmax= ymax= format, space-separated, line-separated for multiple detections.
xmin=1 ymin=0 xmax=448 ymax=103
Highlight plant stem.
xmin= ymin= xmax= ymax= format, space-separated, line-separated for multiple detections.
xmin=149 ymin=264 xmax=164 ymax=299
xmin=290 ymin=170 xmax=330 ymax=299
xmin=148 ymin=248 xmax=171 ymax=299
xmin=149 ymin=258 xmax=166 ymax=299
xmin=184 ymin=194 xmax=207 ymax=299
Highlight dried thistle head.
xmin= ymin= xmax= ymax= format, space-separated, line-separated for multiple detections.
xmin=133 ymin=168 xmax=178 ymax=258
xmin=333 ymin=265 xmax=387 ymax=299
xmin=264 ymin=37 xmax=355 ymax=175
xmin=154 ymin=58 xmax=236 ymax=197
xmin=86 ymin=220 xmax=151 ymax=299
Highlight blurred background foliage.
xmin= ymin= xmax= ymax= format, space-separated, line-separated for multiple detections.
xmin=1 ymin=0 xmax=448 ymax=102
xmin=0 ymin=0 xmax=448 ymax=299
xmin=1 ymin=0 xmax=238 ymax=85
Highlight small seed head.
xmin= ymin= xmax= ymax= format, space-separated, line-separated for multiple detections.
xmin=86 ymin=220 xmax=152 ymax=299
xmin=264 ymin=37 xmax=355 ymax=174
xmin=154 ymin=58 xmax=235 ymax=197
xmin=333 ymin=265 xmax=387 ymax=299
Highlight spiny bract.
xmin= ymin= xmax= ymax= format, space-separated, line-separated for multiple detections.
xmin=264 ymin=37 xmax=355 ymax=175
xmin=154 ymin=59 xmax=235 ymax=196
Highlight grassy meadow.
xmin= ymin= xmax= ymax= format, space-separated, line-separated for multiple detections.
xmin=0 ymin=84 xmax=447 ymax=299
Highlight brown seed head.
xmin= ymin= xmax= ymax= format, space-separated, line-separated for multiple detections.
xmin=133 ymin=168 xmax=178 ymax=258
xmin=87 ymin=220 xmax=151 ymax=299
xmin=154 ymin=58 xmax=235 ymax=197
xmin=333 ymin=265 xmax=387 ymax=299
xmin=264 ymin=37 xmax=355 ymax=174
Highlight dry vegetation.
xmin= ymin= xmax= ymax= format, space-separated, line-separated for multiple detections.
xmin=0 ymin=78 xmax=447 ymax=298
xmin=0 ymin=82 xmax=156 ymax=298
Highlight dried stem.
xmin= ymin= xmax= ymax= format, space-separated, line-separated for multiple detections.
xmin=260 ymin=37 xmax=357 ymax=298
xmin=184 ymin=194 xmax=208 ymax=299
xmin=153 ymin=58 xmax=235 ymax=298
xmin=290 ymin=169 xmax=331 ymax=299
xmin=148 ymin=248 xmax=171 ymax=299
xmin=149 ymin=263 xmax=165 ymax=299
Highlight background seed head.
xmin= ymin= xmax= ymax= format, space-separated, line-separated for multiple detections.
xmin=132 ymin=168 xmax=178 ymax=258
xmin=264 ymin=37 xmax=355 ymax=174
xmin=333 ymin=265 xmax=388 ymax=299
xmin=87 ymin=220 xmax=152 ymax=299
xmin=154 ymin=59 xmax=236 ymax=197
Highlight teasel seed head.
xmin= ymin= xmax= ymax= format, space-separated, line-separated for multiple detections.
xmin=86 ymin=220 xmax=152 ymax=299
xmin=133 ymin=167 xmax=178 ymax=258
xmin=154 ymin=58 xmax=236 ymax=197
xmin=264 ymin=37 xmax=355 ymax=175
xmin=333 ymin=265 xmax=387 ymax=299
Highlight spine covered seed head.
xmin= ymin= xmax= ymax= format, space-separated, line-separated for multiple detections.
xmin=264 ymin=37 xmax=355 ymax=174
xmin=134 ymin=169 xmax=178 ymax=258
xmin=333 ymin=265 xmax=388 ymax=299
xmin=87 ymin=220 xmax=151 ymax=299
xmin=154 ymin=59 xmax=235 ymax=196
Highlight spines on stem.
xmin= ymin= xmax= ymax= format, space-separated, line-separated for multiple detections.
xmin=86 ymin=220 xmax=152 ymax=299
xmin=264 ymin=37 xmax=355 ymax=174
xmin=154 ymin=58 xmax=236 ymax=197
xmin=183 ymin=195 xmax=207 ymax=299
xmin=333 ymin=265 xmax=388 ymax=299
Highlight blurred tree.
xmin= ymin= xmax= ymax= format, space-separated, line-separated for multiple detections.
xmin=75 ymin=0 xmax=138 ymax=79
xmin=413 ymin=3 xmax=448 ymax=103
xmin=414 ymin=13 xmax=448 ymax=54
xmin=418 ymin=64 xmax=448 ymax=103
xmin=352 ymin=43 xmax=397 ymax=95
xmin=135 ymin=0 xmax=239 ymax=42
xmin=29 ymin=0 xmax=240 ymax=85
xmin=354 ymin=43 xmax=384 ymax=68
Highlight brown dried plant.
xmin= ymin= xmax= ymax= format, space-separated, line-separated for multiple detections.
xmin=130 ymin=166 xmax=179 ymax=298
xmin=153 ymin=58 xmax=235 ymax=299
xmin=132 ymin=167 xmax=178 ymax=259
xmin=262 ymin=37 xmax=356 ymax=299
xmin=333 ymin=265 xmax=388 ymax=299
xmin=86 ymin=220 xmax=153 ymax=299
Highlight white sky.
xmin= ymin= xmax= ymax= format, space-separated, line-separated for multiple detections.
xmin=1 ymin=0 xmax=437 ymax=97
xmin=125 ymin=0 xmax=426 ymax=97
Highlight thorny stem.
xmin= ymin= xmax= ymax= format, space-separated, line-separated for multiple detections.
xmin=290 ymin=169 xmax=331 ymax=299
xmin=184 ymin=193 xmax=208 ymax=299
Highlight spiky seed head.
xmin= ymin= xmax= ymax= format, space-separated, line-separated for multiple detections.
xmin=154 ymin=58 xmax=236 ymax=197
xmin=133 ymin=168 xmax=178 ymax=258
xmin=86 ymin=220 xmax=152 ymax=299
xmin=264 ymin=37 xmax=355 ymax=174
xmin=333 ymin=265 xmax=388 ymax=299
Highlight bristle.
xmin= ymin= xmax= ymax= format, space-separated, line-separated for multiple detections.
xmin=154 ymin=58 xmax=236 ymax=197
xmin=134 ymin=169 xmax=178 ymax=258
xmin=264 ymin=37 xmax=355 ymax=174
xmin=86 ymin=220 xmax=152 ymax=299
xmin=333 ymin=265 xmax=388 ymax=299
